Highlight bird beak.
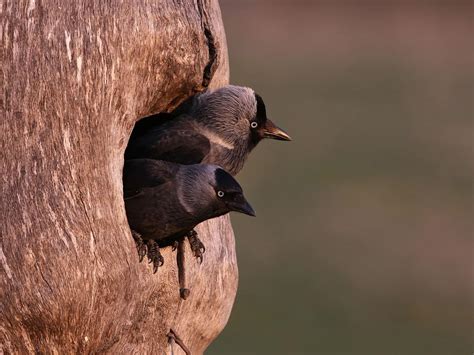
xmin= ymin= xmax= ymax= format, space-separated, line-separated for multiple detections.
xmin=263 ymin=119 xmax=292 ymax=141
xmin=228 ymin=195 xmax=256 ymax=217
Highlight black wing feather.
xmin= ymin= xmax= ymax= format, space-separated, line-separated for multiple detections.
xmin=125 ymin=127 xmax=210 ymax=165
xmin=123 ymin=159 xmax=179 ymax=199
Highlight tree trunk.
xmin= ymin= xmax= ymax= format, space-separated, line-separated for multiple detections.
xmin=1 ymin=1 xmax=237 ymax=353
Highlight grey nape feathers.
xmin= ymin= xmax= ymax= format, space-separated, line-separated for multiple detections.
xmin=125 ymin=85 xmax=291 ymax=175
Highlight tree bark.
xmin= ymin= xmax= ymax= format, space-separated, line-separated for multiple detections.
xmin=1 ymin=1 xmax=237 ymax=353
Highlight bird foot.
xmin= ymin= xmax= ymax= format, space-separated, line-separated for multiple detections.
xmin=187 ymin=230 xmax=205 ymax=264
xmin=146 ymin=240 xmax=164 ymax=273
xmin=172 ymin=239 xmax=179 ymax=251
xmin=131 ymin=230 xmax=147 ymax=263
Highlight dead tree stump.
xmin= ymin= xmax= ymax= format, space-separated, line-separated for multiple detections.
xmin=1 ymin=1 xmax=237 ymax=353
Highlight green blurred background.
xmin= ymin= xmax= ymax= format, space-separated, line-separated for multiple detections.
xmin=208 ymin=1 xmax=473 ymax=354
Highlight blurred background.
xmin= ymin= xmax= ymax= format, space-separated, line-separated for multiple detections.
xmin=208 ymin=1 xmax=473 ymax=354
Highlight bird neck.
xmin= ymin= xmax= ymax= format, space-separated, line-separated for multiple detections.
xmin=176 ymin=166 xmax=216 ymax=218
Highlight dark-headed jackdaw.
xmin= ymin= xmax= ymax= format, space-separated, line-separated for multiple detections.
xmin=125 ymin=85 xmax=291 ymax=175
xmin=123 ymin=159 xmax=255 ymax=274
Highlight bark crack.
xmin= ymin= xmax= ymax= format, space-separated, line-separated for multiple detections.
xmin=76 ymin=185 xmax=99 ymax=241
xmin=197 ymin=0 xmax=218 ymax=88
xmin=34 ymin=260 xmax=54 ymax=294
xmin=77 ymin=189 xmax=98 ymax=254
xmin=75 ymin=175 xmax=99 ymax=334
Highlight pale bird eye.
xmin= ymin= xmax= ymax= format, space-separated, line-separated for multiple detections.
xmin=250 ymin=121 xmax=258 ymax=128
xmin=217 ymin=191 xmax=225 ymax=198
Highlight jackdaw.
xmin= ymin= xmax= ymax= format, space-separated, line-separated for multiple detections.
xmin=125 ymin=85 xmax=291 ymax=175
xmin=123 ymin=158 xmax=255 ymax=275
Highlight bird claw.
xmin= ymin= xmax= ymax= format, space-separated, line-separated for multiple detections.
xmin=187 ymin=230 xmax=206 ymax=263
xmin=152 ymin=259 xmax=164 ymax=274
xmin=146 ymin=240 xmax=164 ymax=273
xmin=131 ymin=230 xmax=147 ymax=263
xmin=137 ymin=245 xmax=147 ymax=263
xmin=172 ymin=240 xmax=179 ymax=251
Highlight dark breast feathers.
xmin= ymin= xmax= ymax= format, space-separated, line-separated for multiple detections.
xmin=123 ymin=159 xmax=196 ymax=243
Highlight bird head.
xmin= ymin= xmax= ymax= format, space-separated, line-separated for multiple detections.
xmin=179 ymin=165 xmax=255 ymax=218
xmin=248 ymin=91 xmax=292 ymax=146
xmin=194 ymin=85 xmax=291 ymax=149
xmin=211 ymin=167 xmax=256 ymax=217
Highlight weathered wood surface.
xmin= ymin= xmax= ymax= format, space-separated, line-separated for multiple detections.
xmin=1 ymin=0 xmax=236 ymax=353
